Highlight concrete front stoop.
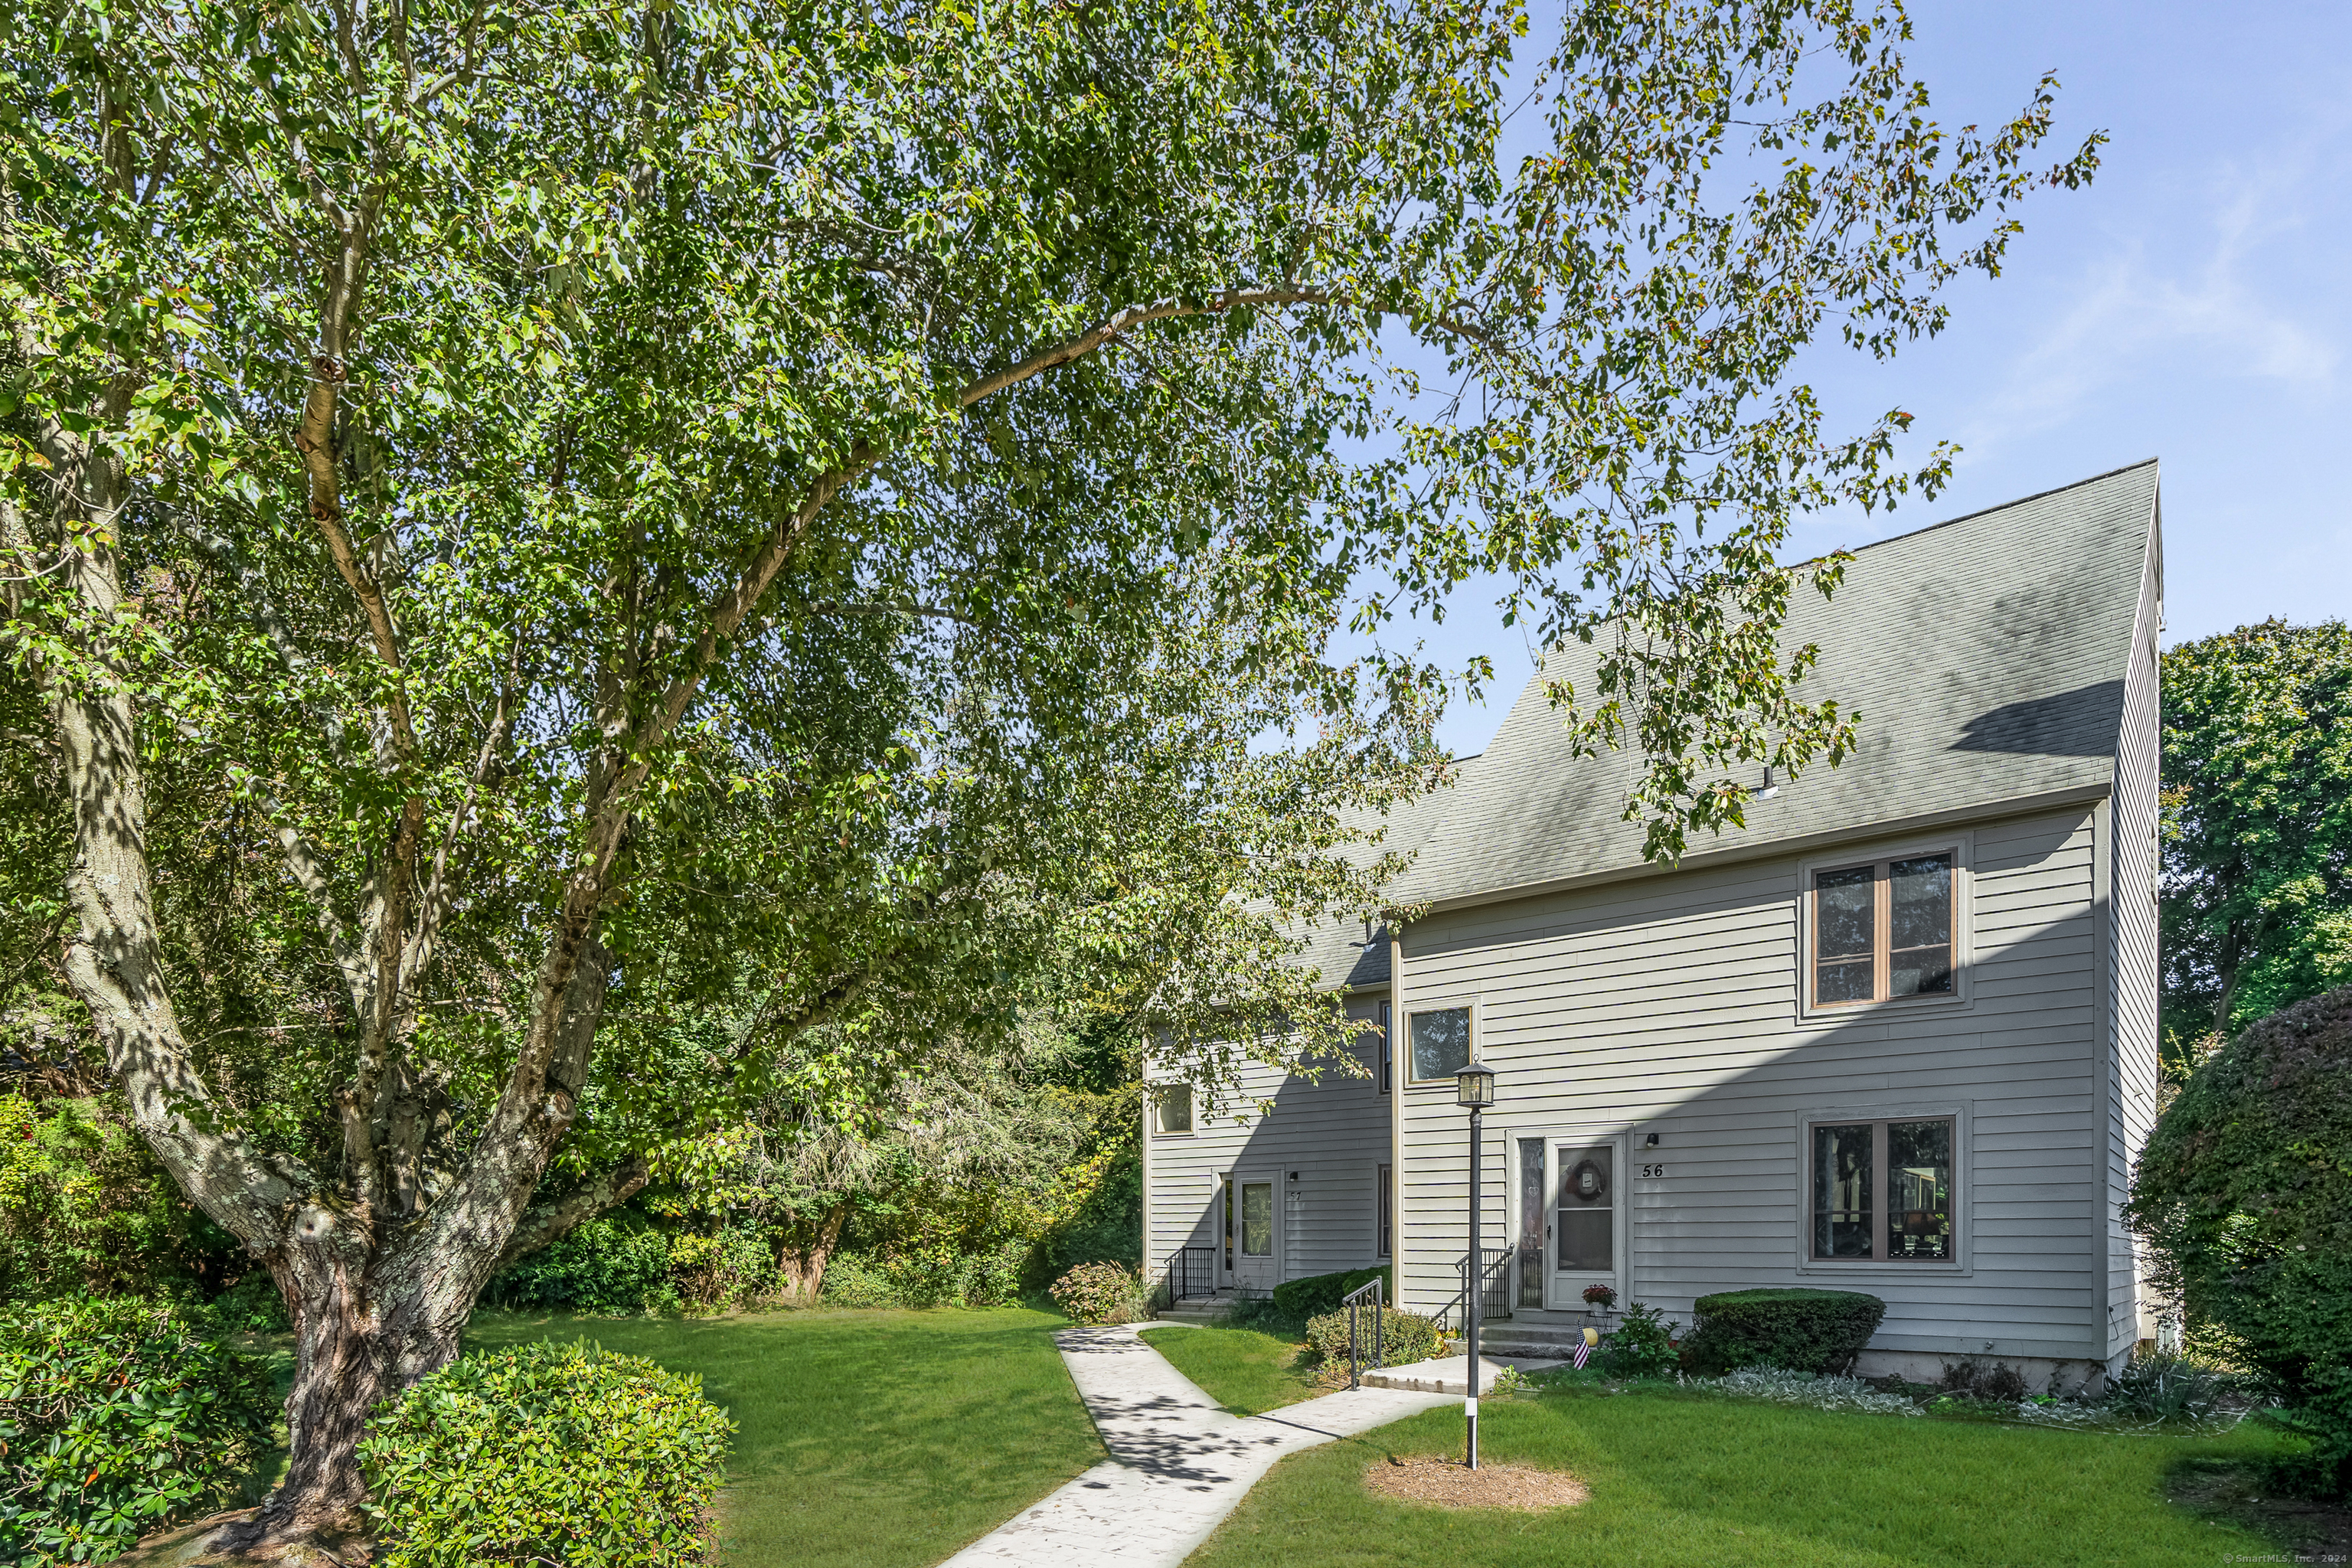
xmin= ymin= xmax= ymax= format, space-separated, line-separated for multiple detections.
xmin=1359 ymin=1352 xmax=1566 ymax=1396
xmin=1152 ymin=1299 xmax=1230 ymax=1326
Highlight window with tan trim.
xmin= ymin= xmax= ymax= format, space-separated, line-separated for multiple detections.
xmin=1811 ymin=851 xmax=1956 ymax=1006
xmin=1809 ymin=1117 xmax=1955 ymax=1261
xmin=1406 ymin=1005 xmax=1472 ymax=1083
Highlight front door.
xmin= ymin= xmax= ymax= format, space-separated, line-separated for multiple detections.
xmin=1526 ymin=1137 xmax=1620 ymax=1312
xmin=1228 ymin=1171 xmax=1279 ymax=1296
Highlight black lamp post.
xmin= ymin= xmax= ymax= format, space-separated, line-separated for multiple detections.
xmin=1455 ymin=1058 xmax=1496 ymax=1469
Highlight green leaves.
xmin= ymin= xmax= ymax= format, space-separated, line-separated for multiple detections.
xmin=2160 ymin=620 xmax=2352 ymax=1054
xmin=360 ymin=1340 xmax=733 ymax=1568
xmin=1 ymin=0 xmax=2095 ymax=1276
xmin=0 ymin=1296 xmax=276 ymax=1568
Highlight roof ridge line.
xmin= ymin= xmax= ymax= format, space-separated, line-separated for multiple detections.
xmin=1803 ymin=457 xmax=2160 ymax=563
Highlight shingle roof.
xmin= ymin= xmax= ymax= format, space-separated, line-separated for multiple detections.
xmin=1289 ymin=754 xmax=1479 ymax=991
xmin=1358 ymin=459 xmax=2161 ymax=932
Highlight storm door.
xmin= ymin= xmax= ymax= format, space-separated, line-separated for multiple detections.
xmin=1231 ymin=1172 xmax=1279 ymax=1295
xmin=1545 ymin=1138 xmax=1622 ymax=1310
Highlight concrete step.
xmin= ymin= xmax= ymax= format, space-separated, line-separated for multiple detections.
xmin=1476 ymin=1328 xmax=1596 ymax=1357
xmin=1153 ymin=1300 xmax=1232 ymax=1326
xmin=1360 ymin=1352 xmax=1568 ymax=1395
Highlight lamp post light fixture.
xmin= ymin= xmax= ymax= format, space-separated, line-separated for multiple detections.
xmin=1455 ymin=1060 xmax=1497 ymax=1469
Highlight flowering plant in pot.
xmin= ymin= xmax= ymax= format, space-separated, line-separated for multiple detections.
xmin=1582 ymin=1284 xmax=1618 ymax=1309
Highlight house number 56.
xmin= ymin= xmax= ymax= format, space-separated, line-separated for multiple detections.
xmin=1640 ymin=1163 xmax=1665 ymax=1178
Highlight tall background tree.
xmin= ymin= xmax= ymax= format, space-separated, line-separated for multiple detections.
xmin=2161 ymin=619 xmax=2352 ymax=1070
xmin=1 ymin=0 xmax=2096 ymax=1546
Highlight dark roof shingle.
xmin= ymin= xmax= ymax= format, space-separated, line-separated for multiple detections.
xmin=1386 ymin=459 xmax=2161 ymax=916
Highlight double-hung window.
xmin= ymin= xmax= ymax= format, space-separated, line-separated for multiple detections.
xmin=1809 ymin=1117 xmax=1955 ymax=1262
xmin=1812 ymin=851 xmax=1956 ymax=1006
xmin=1376 ymin=1164 xmax=1393 ymax=1259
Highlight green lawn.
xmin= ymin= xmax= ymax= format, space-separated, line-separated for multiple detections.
xmin=465 ymin=1308 xmax=1101 ymax=1568
xmin=1186 ymin=1385 xmax=2292 ymax=1568
xmin=1137 ymin=1324 xmax=1323 ymax=1415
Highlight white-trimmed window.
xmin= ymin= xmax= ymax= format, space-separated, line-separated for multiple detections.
xmin=1377 ymin=1163 xmax=1393 ymax=1258
xmin=1378 ymin=1001 xmax=1393 ymax=1095
xmin=1406 ymin=1004 xmax=1472 ymax=1084
xmin=1152 ymin=1083 xmax=1194 ymax=1136
xmin=1808 ymin=1116 xmax=1955 ymax=1262
xmin=1811 ymin=851 xmax=1957 ymax=1007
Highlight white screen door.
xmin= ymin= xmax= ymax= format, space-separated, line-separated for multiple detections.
xmin=1545 ymin=1138 xmax=1620 ymax=1310
xmin=1233 ymin=1173 xmax=1278 ymax=1295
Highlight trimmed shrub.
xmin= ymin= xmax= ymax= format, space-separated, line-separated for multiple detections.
xmin=1680 ymin=1288 xmax=1886 ymax=1376
xmin=0 ymin=1296 xmax=275 ymax=1568
xmin=1303 ymin=1305 xmax=1441 ymax=1367
xmin=2128 ymin=984 xmax=2352 ymax=1492
xmin=482 ymin=1214 xmax=681 ymax=1316
xmin=1599 ymin=1301 xmax=1682 ymax=1377
xmin=665 ymin=1227 xmax=774 ymax=1314
xmin=818 ymin=1251 xmax=900 ymax=1308
xmin=1271 ymin=1266 xmax=1391 ymax=1321
xmin=818 ymin=1243 xmax=1031 ymax=1310
xmin=1217 ymin=1294 xmax=1306 ymax=1336
xmin=1050 ymin=1261 xmax=1146 ymax=1324
xmin=360 ymin=1340 xmax=732 ymax=1568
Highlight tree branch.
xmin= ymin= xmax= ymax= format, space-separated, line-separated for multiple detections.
xmin=492 ymin=1155 xmax=652 ymax=1270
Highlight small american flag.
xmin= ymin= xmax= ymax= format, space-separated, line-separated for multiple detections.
xmin=1572 ymin=1339 xmax=1589 ymax=1369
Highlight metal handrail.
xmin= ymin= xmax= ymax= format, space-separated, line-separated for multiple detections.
xmin=1343 ymin=1275 xmax=1385 ymax=1390
xmin=1455 ymin=1246 xmax=1512 ymax=1326
xmin=1161 ymin=1245 xmax=1215 ymax=1307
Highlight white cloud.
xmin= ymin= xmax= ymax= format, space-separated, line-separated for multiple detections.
xmin=1959 ymin=116 xmax=2350 ymax=455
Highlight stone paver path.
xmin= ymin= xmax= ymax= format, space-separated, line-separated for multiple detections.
xmin=938 ymin=1323 xmax=1451 ymax=1568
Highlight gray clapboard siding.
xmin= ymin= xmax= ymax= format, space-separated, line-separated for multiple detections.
xmin=1142 ymin=992 xmax=1393 ymax=1292
xmin=1145 ymin=468 xmax=2160 ymax=1371
xmin=1393 ymin=804 xmax=2109 ymax=1361
xmin=2106 ymin=512 xmax=2165 ymax=1351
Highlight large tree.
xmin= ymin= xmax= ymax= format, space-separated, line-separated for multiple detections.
xmin=2161 ymin=620 xmax=2352 ymax=1064
xmin=0 ymin=0 xmax=2095 ymax=1545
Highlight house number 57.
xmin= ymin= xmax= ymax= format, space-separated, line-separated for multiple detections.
xmin=1640 ymin=1163 xmax=1665 ymax=1178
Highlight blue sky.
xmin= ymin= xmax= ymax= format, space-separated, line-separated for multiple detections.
xmin=1396 ymin=0 xmax=2352 ymax=757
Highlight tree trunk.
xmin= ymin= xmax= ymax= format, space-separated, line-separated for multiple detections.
xmin=779 ymin=1204 xmax=849 ymax=1307
xmin=238 ymin=1251 xmax=466 ymax=1540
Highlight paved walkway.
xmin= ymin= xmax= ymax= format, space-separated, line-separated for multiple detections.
xmin=938 ymin=1324 xmax=1452 ymax=1568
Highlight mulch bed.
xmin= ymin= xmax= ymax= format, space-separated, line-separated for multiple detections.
xmin=1364 ymin=1455 xmax=1589 ymax=1511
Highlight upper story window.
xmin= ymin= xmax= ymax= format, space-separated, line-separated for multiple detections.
xmin=1151 ymin=1083 xmax=1193 ymax=1135
xmin=1378 ymin=1002 xmax=1393 ymax=1095
xmin=1812 ymin=851 xmax=1955 ymax=1007
xmin=1408 ymin=1005 xmax=1471 ymax=1083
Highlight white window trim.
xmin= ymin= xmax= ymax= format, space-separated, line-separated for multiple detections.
xmin=1791 ymin=1100 xmax=1972 ymax=1277
xmin=1148 ymin=1080 xmax=1197 ymax=1138
xmin=1402 ymin=995 xmax=1481 ymax=1088
xmin=1795 ymin=830 xmax=1977 ymax=1023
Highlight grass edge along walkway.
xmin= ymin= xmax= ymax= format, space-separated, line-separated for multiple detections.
xmin=466 ymin=1306 xmax=1102 ymax=1568
xmin=1184 ymin=1382 xmax=2294 ymax=1568
xmin=1135 ymin=1323 xmax=1323 ymax=1415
